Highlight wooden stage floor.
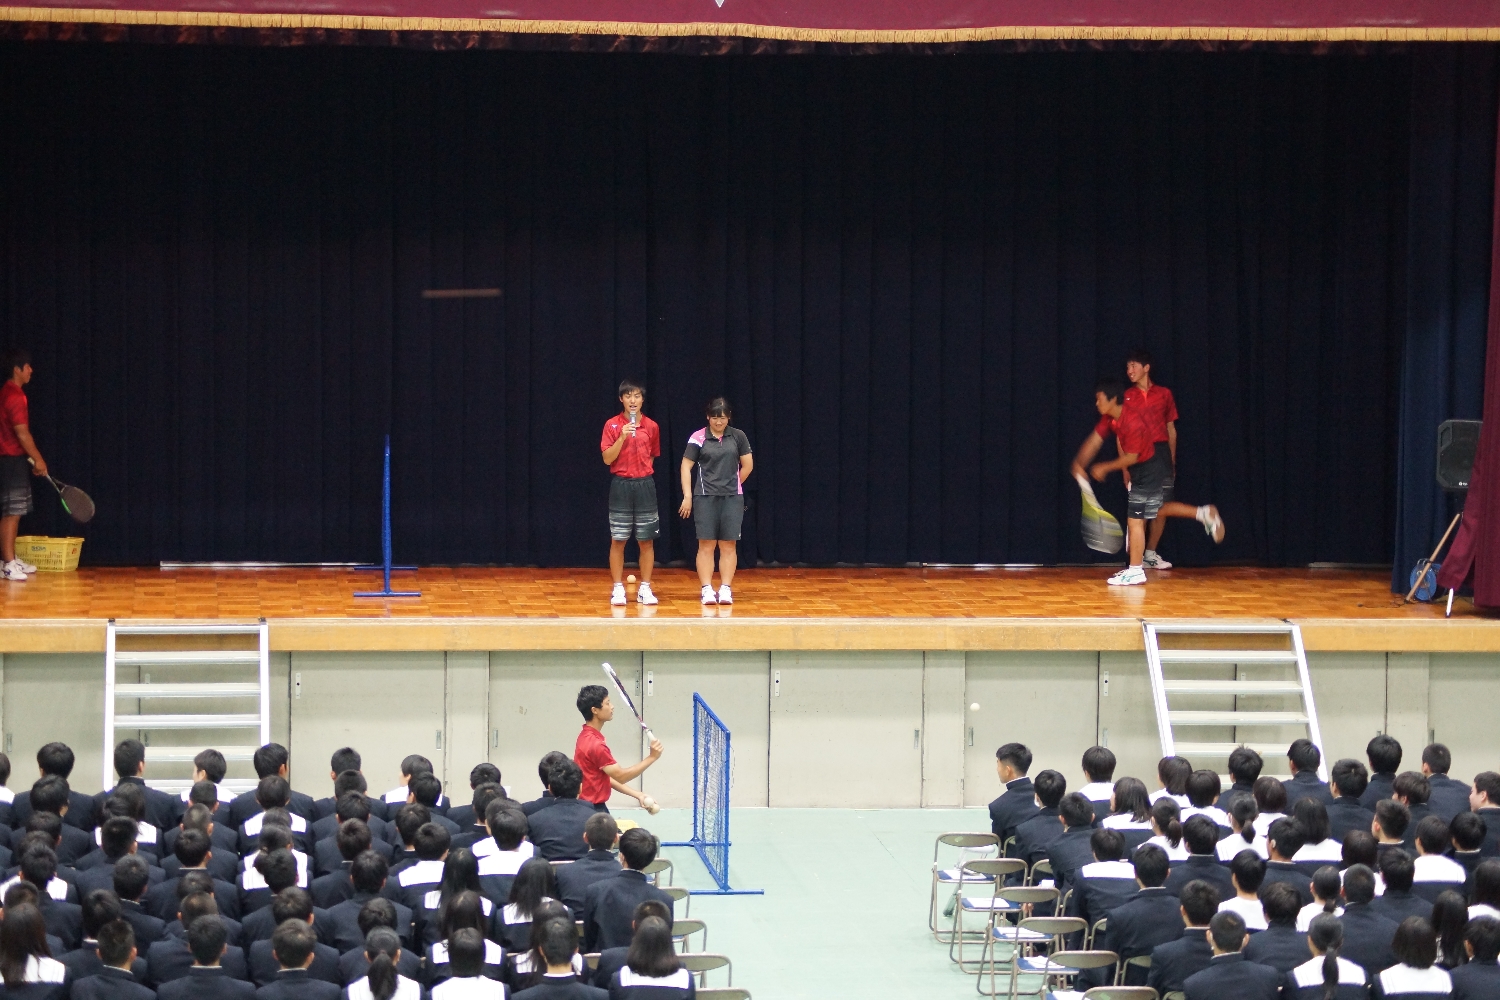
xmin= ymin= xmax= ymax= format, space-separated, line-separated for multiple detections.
xmin=0 ymin=565 xmax=1494 ymax=653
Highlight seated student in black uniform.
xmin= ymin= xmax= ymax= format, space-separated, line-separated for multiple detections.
xmin=385 ymin=806 xmax=429 ymax=866
xmin=1089 ymin=844 xmax=1182 ymax=986
xmin=325 ymin=853 xmax=413 ymax=955
xmin=76 ymin=819 xmax=162 ymax=898
xmin=382 ymin=758 xmax=447 ymax=818
xmin=604 ymin=915 xmax=689 ymax=1000
xmin=243 ymin=858 xmax=334 ymax=951
xmin=1067 ymin=828 xmax=1139 ymax=931
xmin=434 ymin=928 xmax=512 ymax=1000
xmin=148 ymin=891 xmax=251 ymax=986
xmin=1363 ymin=734 xmax=1404 ymax=811
xmin=0 ymin=900 xmax=67 ymax=999
xmin=1182 ymin=910 xmax=1281 ymax=1000
xmin=477 ymin=809 xmax=534 ymax=906
xmin=987 ymin=743 xmax=1039 ymax=852
xmin=113 ymin=855 xmax=166 ymax=946
xmin=228 ymin=746 xmax=316 ymax=829
xmin=581 ymin=830 xmax=672 ymax=955
xmin=1292 ymin=799 xmax=1344 ymax=874
xmin=157 ymin=915 xmax=256 ymax=1000
xmin=336 ymin=900 xmax=423 ymax=986
xmin=1327 ymin=759 xmax=1377 ymax=843
xmin=345 ymin=926 xmax=422 ymax=1000
xmin=1078 ymin=746 xmax=1116 ymax=823
xmin=1396 ymin=772 xmax=1438 ymax=851
xmin=1413 ymin=816 xmax=1469 ymax=902
xmin=1338 ymin=863 xmax=1401 ymax=973
xmin=1375 ymin=916 xmax=1455 ymax=999
xmin=165 ymin=784 xmax=239 ymax=861
xmin=1045 ymin=793 xmax=1100 ymax=893
xmin=1421 ymin=744 xmax=1472 ymax=822
xmin=1343 ymin=829 xmax=1380 ymax=872
xmin=96 ymin=740 xmax=182 ymax=833
xmin=526 ymin=763 xmax=600 ymax=865
xmin=1218 ymin=850 xmax=1269 ymax=932
xmin=511 ymin=919 xmax=601 ymax=1000
xmin=391 ymin=824 xmax=451 ymax=911
xmin=1282 ymin=739 xmax=1333 ymax=808
xmin=239 ymin=780 xmax=313 ymax=858
xmin=496 ymin=860 xmax=567 ymax=954
xmin=92 ymin=784 xmax=162 ymax=867
xmin=247 ymin=888 xmax=340 ymax=986
xmin=163 ymin=872 xmax=244 ymax=947
xmin=555 ymin=815 xmax=620 ymax=919
xmin=311 ymin=821 xmax=378 ymax=910
xmin=521 ymin=755 xmax=569 ymax=819
xmin=8 ymin=842 xmax=75 ymax=908
xmin=1182 ymin=770 xmax=1228 ymax=829
xmin=423 ymin=890 xmax=503 ymax=987
xmin=1263 ymin=819 xmax=1314 ymax=906
xmin=1375 ymin=849 xmax=1436 ymax=924
xmin=312 ymin=750 xmax=384 ymax=824
xmin=312 ymin=782 xmax=390 ymax=853
xmin=589 ymin=900 xmax=668 ymax=991
xmin=1219 ymin=795 xmax=1267 ymax=862
xmin=180 ymin=751 xmax=232 ymax=821
xmin=1147 ymin=798 xmax=1187 ymax=861
xmin=0 ymin=753 xmax=14 ymax=832
xmin=241 ymin=845 xmax=305 ymax=921
xmin=1167 ymin=815 xmax=1236 ymax=901
xmin=452 ymin=787 xmax=508 ymax=854
xmin=68 ymin=918 xmax=154 ymax=1000
xmin=254 ymin=920 xmax=340 ymax=1000
xmin=505 ymin=900 xmax=579 ymax=992
xmin=416 ymin=851 xmax=490 ymax=949
xmin=1452 ymin=812 xmax=1488 ymax=893
xmin=1245 ymin=881 xmax=1309 ymax=973
xmin=19 ymin=776 xmax=92 ymax=864
xmin=405 ymin=778 xmax=460 ymax=839
xmin=1452 ymin=916 xmax=1500 ymax=998
xmin=1285 ymin=911 xmax=1370 ymax=999
xmin=315 ymin=804 xmax=393 ymax=881
xmin=1099 ymin=777 xmax=1154 ymax=853
xmin=1007 ymin=769 xmax=1066 ymax=872
xmin=1218 ymin=748 xmax=1264 ymax=811
xmin=12 ymin=743 xmax=97 ymax=833
xmin=164 ymin=805 xmax=240 ymax=886
xmin=1147 ymin=881 xmax=1219 ymax=998
xmin=60 ymin=891 xmax=150 ymax=984
xmin=448 ymin=766 xmax=504 ymax=830
xmin=1377 ymin=799 xmax=1415 ymax=860
xmin=1470 ymin=773 xmax=1500 ymax=859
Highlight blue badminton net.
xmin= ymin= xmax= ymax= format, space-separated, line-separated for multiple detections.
xmin=691 ymin=694 xmax=732 ymax=890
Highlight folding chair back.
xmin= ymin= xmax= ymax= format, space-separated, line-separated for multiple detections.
xmin=966 ymin=858 xmax=1026 ymax=880
xmin=935 ymin=832 xmax=1001 ymax=857
xmin=1027 ymin=859 xmax=1054 ymax=886
xmin=1086 ymin=917 xmax=1108 ymax=948
xmin=642 ymin=858 xmax=674 ymax=885
xmin=697 ymin=990 xmax=751 ymax=1000
xmin=671 ymin=917 xmax=708 ymax=952
xmin=997 ymin=887 xmax=1057 ymax=906
xmin=584 ymin=954 xmax=600 ymax=970
xmin=1115 ymin=954 xmax=1151 ymax=986
xmin=1018 ymin=915 xmax=1086 ymax=945
xmin=1049 ymin=950 xmax=1120 ymax=972
xmin=662 ymin=884 xmax=691 ymax=917
xmin=1082 ymin=988 xmax=1159 ymax=1000
xmin=679 ymin=953 xmax=732 ymax=988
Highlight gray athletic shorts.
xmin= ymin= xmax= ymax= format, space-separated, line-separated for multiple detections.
xmin=1127 ymin=449 xmax=1171 ymax=521
xmin=608 ymin=476 xmax=659 ymax=542
xmin=0 ymin=456 xmax=32 ymax=518
xmin=692 ymin=494 xmax=744 ymax=542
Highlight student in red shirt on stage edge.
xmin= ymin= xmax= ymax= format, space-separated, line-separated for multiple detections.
xmin=0 ymin=347 xmax=45 ymax=582
xmin=1125 ymin=349 xmax=1180 ymax=570
xmin=1071 ymin=377 xmax=1224 ymax=587
xmin=599 ymin=380 xmax=661 ymax=607
xmin=573 ymin=685 xmax=662 ymax=813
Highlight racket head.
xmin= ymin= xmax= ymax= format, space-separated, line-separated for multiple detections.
xmin=1080 ymin=506 xmax=1125 ymax=554
xmin=58 ymin=484 xmax=95 ymax=523
xmin=601 ymin=663 xmax=646 ymax=728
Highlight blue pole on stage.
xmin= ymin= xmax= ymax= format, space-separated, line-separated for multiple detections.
xmin=355 ymin=435 xmax=421 ymax=598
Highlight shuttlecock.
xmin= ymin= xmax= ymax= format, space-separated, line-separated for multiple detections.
xmin=626 ymin=574 xmax=637 ymax=584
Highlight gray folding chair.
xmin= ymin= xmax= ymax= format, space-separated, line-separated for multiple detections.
xmin=1026 ymin=859 xmax=1054 ymax=887
xmin=1115 ymin=955 xmax=1151 ymax=986
xmin=671 ymin=917 xmax=707 ymax=952
xmin=680 ymin=953 xmax=732 ymax=989
xmin=1164 ymin=992 xmax=1185 ymax=1000
xmin=1013 ymin=949 xmax=1118 ymax=1000
xmin=1086 ymin=917 xmax=1108 ymax=949
xmin=931 ymin=833 xmax=1002 ymax=938
xmin=980 ymin=915 xmax=1084 ymax=999
xmin=663 ymin=884 xmax=691 ymax=918
xmin=948 ymin=858 xmax=1026 ymax=966
xmin=1084 ymin=987 xmax=1158 ymax=1000
xmin=642 ymin=857 xmax=673 ymax=886
xmin=958 ymin=883 xmax=1056 ymax=975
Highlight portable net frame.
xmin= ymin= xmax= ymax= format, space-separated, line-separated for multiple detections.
xmin=663 ymin=693 xmax=762 ymax=895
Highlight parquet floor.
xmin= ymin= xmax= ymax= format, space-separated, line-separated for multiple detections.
xmin=0 ymin=564 xmax=1470 ymax=621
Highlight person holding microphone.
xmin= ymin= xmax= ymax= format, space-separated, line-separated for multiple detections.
xmin=679 ymin=397 xmax=753 ymax=605
xmin=600 ymin=380 xmax=660 ymax=606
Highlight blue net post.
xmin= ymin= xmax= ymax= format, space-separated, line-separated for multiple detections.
xmin=355 ymin=435 xmax=420 ymax=598
xmin=663 ymin=693 xmax=762 ymax=895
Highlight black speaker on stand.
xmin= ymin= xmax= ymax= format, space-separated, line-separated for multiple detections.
xmin=1406 ymin=419 xmax=1481 ymax=608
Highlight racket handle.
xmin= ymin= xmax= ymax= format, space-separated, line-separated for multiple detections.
xmin=645 ymin=728 xmax=656 ymax=744
xmin=1074 ymin=472 xmax=1097 ymax=499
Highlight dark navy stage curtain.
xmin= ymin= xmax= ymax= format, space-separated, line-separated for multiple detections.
xmin=1391 ymin=45 xmax=1498 ymax=593
xmin=0 ymin=44 xmax=1451 ymax=567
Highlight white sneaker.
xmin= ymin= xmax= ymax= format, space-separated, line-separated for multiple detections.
xmin=636 ymin=582 xmax=658 ymax=605
xmin=16 ymin=560 xmax=35 ymax=574
xmin=1142 ymin=551 xmax=1173 ymax=570
xmin=1198 ymin=505 xmax=1226 ymax=543
xmin=610 ymin=583 xmax=627 ymax=606
xmin=3 ymin=561 xmax=27 ymax=581
xmin=700 ymin=585 xmax=718 ymax=605
xmin=717 ymin=585 xmax=733 ymax=605
xmin=1107 ymin=566 xmax=1147 ymax=587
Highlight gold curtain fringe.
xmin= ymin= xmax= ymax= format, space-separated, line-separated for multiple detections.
xmin=2 ymin=7 xmax=1500 ymax=42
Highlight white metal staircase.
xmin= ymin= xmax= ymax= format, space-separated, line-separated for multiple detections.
xmin=105 ymin=621 xmax=271 ymax=795
xmin=1142 ymin=620 xmax=1327 ymax=781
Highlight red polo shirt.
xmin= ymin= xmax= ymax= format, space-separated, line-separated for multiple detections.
xmin=1095 ymin=401 xmax=1156 ymax=464
xmin=575 ymin=724 xmax=617 ymax=805
xmin=600 ymin=413 xmax=661 ymax=479
xmin=0 ymin=382 xmax=27 ymax=457
xmin=1125 ymin=384 xmax=1178 ymax=444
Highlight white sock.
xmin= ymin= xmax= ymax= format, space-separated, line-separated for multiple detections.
xmin=1196 ymin=505 xmax=1209 ymax=523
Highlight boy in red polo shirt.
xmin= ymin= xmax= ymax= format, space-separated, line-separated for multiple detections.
xmin=1071 ymin=377 xmax=1223 ymax=586
xmin=0 ymin=348 xmax=45 ymax=582
xmin=600 ymin=379 xmax=661 ymax=607
xmin=1125 ymin=350 xmax=1179 ymax=570
xmin=574 ymin=684 xmax=662 ymax=812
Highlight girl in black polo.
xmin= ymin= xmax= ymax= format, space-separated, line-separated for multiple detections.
xmin=678 ymin=397 xmax=753 ymax=605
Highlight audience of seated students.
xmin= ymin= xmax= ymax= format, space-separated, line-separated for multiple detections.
xmin=247 ymin=888 xmax=341 ymax=985
xmin=1168 ymin=815 xmax=1235 ymax=900
xmin=1283 ymin=738 xmax=1334 ymax=808
xmin=230 ymin=746 xmax=316 ymax=828
xmin=496 ymin=860 xmax=566 ymax=954
xmin=325 ymin=853 xmax=414 ymax=954
xmin=13 ymin=743 xmax=97 ymax=833
xmin=555 ymin=815 xmax=621 ymax=918
xmin=1376 ymin=916 xmax=1454 ymax=999
xmin=1182 ymin=769 xmax=1228 ymax=828
xmin=506 ymin=901 xmax=576 ymax=991
xmin=1286 ymin=911 xmax=1369 ymax=999
xmin=1471 ymin=861 xmax=1500 ymax=922
xmin=581 ymin=830 xmax=673 ymax=954
xmin=1078 ymin=746 xmax=1116 ymax=823
xmin=1147 ymin=879 xmax=1220 ymax=996
xmin=1009 ymin=769 xmax=1065 ymax=870
xmin=0 ymin=901 xmax=68 ymax=999
xmin=60 ymin=890 xmax=149 ymax=983
xmin=1253 ymin=775 xmax=1289 ymax=837
xmin=424 ymin=890 xmax=502 ymax=986
xmin=239 ymin=779 xmax=314 ymax=857
xmin=417 ymin=852 xmax=491 ymax=949
xmin=1218 ymin=795 xmax=1268 ymax=861
xmin=1327 ymin=758 xmax=1377 ymax=843
xmin=1396 ymin=772 xmax=1439 ymax=852
xmin=1363 ymin=735 xmax=1405 ymax=810
xmin=150 ymin=891 xmax=249 ymax=984
xmin=1151 ymin=756 xmax=1191 ymax=808
xmin=1292 ymin=799 xmax=1344 ymax=873
xmin=433 ymin=927 xmax=511 ymax=1000
xmin=477 ymin=808 xmax=535 ymax=903
xmin=447 ymin=764 xmax=504 ymax=832
xmin=347 ymin=926 xmax=423 ymax=1000
xmin=1092 ymin=844 xmax=1181 ymax=985
xmin=69 ymin=918 xmax=154 ymax=1000
xmin=524 ymin=763 xmax=597 ymax=864
xmin=1471 ymin=772 xmax=1500 ymax=859
xmin=1067 ymin=828 xmax=1139 ymax=929
xmin=1452 ymin=916 xmax=1500 ymax=998
xmin=1147 ymin=798 xmax=1188 ymax=861
xmin=312 ymin=749 xmax=386 ymax=824
xmin=987 ymin=743 xmax=1039 ymax=848
xmin=589 ymin=900 xmax=669 ymax=991
xmin=1046 ymin=793 xmax=1102 ymax=890
xmin=313 ymin=784 xmax=390 ymax=861
xmin=21 ymin=774 xmax=93 ymax=864
xmin=521 ymin=755 xmax=569 ymax=819
xmin=1217 ymin=747 xmax=1264 ymax=811
xmin=1183 ymin=910 xmax=1281 ymax=1000
xmin=512 ymin=918 xmax=602 ymax=1000
xmin=1432 ymin=890 xmax=1472 ymax=970
xmin=166 ymin=802 xmax=241 ymax=885
xmin=156 ymin=915 xmax=253 ymax=1000
xmin=1220 ymin=850 xmax=1269 ymax=931
xmin=1423 ymin=744 xmax=1473 ymax=822
xmin=1300 ymin=866 xmax=1346 ymax=931
xmin=1244 ymin=881 xmax=1310 ymax=972
xmin=96 ymin=740 xmax=183 ymax=834
xmin=605 ymin=915 xmax=689 ymax=1000
xmin=338 ymin=900 xmax=423 ymax=986
xmin=1339 ymin=863 xmax=1401 ymax=973
xmin=254 ymin=919 xmax=340 ymax=1000
xmin=383 ymin=757 xmax=449 ymax=817
xmin=1376 ymin=851 xmax=1435 ymax=924
xmin=1099 ymin=777 xmax=1154 ymax=853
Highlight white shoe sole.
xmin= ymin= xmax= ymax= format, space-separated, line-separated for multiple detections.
xmin=610 ymin=592 xmax=627 ymax=606
xmin=1107 ymin=574 xmax=1146 ymax=587
xmin=637 ymin=592 xmax=658 ymax=605
xmin=701 ymin=592 xmax=717 ymax=605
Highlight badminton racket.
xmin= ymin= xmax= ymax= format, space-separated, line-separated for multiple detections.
xmin=29 ymin=459 xmax=95 ymax=523
xmin=601 ymin=662 xmax=655 ymax=743
xmin=1075 ymin=473 xmax=1123 ymax=554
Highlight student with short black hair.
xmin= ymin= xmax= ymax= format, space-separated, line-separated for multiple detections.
xmin=1291 ymin=798 xmax=1343 ymax=874
xmin=1470 ymin=772 xmax=1500 ymax=859
xmin=1396 ymin=772 xmax=1438 ymax=851
xmin=1067 ymin=828 xmax=1138 ymax=929
xmin=505 ymin=901 xmax=575 ymax=993
xmin=1471 ymin=861 xmax=1500 ymax=922
xmin=453 ymin=786 xmax=508 ymax=853
xmin=254 ymin=920 xmax=338 ymax=1000
xmin=573 ymin=688 xmax=661 ymax=816
xmin=1100 ymin=777 xmax=1154 ymax=853
xmin=1079 ymin=747 xmax=1116 ymax=820
xmin=1377 ymin=798 xmax=1415 ymax=859
xmin=1450 ymin=917 xmax=1500 ymax=997
xmin=1151 ymin=756 xmax=1192 ymax=807
xmin=477 ymin=806 xmax=535 ymax=903
xmin=113 ymin=855 xmax=166 ymax=946
xmin=423 ymin=890 xmax=503 ymax=987
xmin=1219 ymin=850 xmax=1268 ymax=931
xmin=312 ymin=750 xmax=383 ymax=825
xmin=1263 ymin=819 xmax=1314 ymax=906
xmin=1218 ymin=748 xmax=1265 ymax=811
xmin=76 ymin=818 xmax=158 ymax=898
xmin=247 ymin=890 xmax=340 ymax=986
xmin=241 ymin=849 xmax=303 ymax=922
xmin=334 ymin=900 xmax=423 ymax=987
xmin=155 ymin=914 xmax=255 ymax=1000
xmin=524 ymin=762 xmax=598 ymax=863
xmin=1376 ymin=916 xmax=1453 ymax=998
xmin=1010 ymin=769 xmax=1066 ymax=869
xmin=1182 ymin=910 xmax=1281 ymax=999
xmin=1166 ymin=815 xmax=1236 ymax=901
xmin=1092 ymin=844 xmax=1182 ymax=986
xmin=314 ymin=810 xmax=391 ymax=887
xmin=1244 ymin=881 xmax=1311 ymax=973
xmin=163 ymin=802 xmax=239 ymax=885
xmin=987 ymin=743 xmax=1039 ymax=850
xmin=1412 ymin=816 xmax=1469 ymax=904
xmin=433 ymin=928 xmax=510 ymax=1000
xmin=1421 ymin=744 xmax=1472 ymax=822
xmin=146 ymin=891 xmax=250 ymax=986
xmin=521 ymin=755 xmax=569 ymax=819
xmin=405 ymin=777 xmax=459 ymax=838
xmin=153 ymin=825 xmax=239 ymax=923
xmin=227 ymin=745 xmax=314 ymax=829
xmin=391 ymin=823 xmax=452 ymax=912
xmin=1364 ymin=735 xmax=1405 ymax=810
xmin=1339 ymin=863 xmax=1401 ymax=973
xmin=18 ymin=774 xmax=91 ymax=864
xmin=1285 ymin=912 xmax=1369 ymax=999
xmin=97 ymin=739 xmax=183 ymax=832
xmin=579 ymin=830 xmax=672 ymax=954
xmin=65 ymin=918 xmax=153 ymax=1000
xmin=388 ymin=804 xmax=431 ymax=869
xmin=446 ymin=765 xmax=504 ymax=831
xmin=312 ymin=785 xmax=391 ymax=854
xmin=12 ymin=743 xmax=96 ymax=833
xmin=1046 ymin=793 xmax=1103 ymax=891
xmin=1147 ymin=880 xmax=1220 ymax=996
xmin=1282 ymin=739 xmax=1332 ymax=807
xmin=511 ymin=918 xmax=601 ymax=1000
xmin=608 ymin=915 xmax=688 ymax=999
xmin=1373 ymin=849 xmax=1433 ymax=925
xmin=554 ymin=814 xmax=620 ymax=918
xmin=58 ymin=890 xmax=147 ymax=984
xmin=324 ymin=853 xmax=413 ymax=955
xmin=1327 ymin=758 xmax=1376 ymax=843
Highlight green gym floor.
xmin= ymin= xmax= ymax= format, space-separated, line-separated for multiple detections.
xmin=630 ymin=806 xmax=989 ymax=1000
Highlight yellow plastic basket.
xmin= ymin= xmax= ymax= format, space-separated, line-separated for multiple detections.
xmin=14 ymin=535 xmax=83 ymax=572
